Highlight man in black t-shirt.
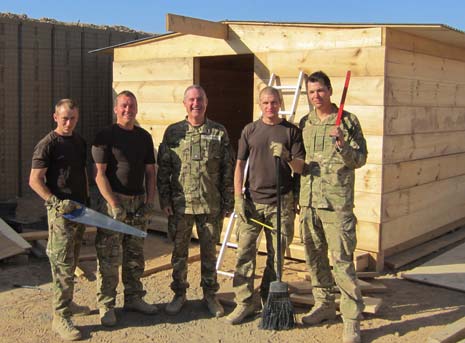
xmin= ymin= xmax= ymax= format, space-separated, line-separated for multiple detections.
xmin=92 ymin=90 xmax=157 ymax=326
xmin=29 ymin=99 xmax=89 ymax=341
xmin=225 ymin=86 xmax=305 ymax=325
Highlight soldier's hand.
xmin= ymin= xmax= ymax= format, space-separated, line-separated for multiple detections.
xmin=137 ymin=202 xmax=155 ymax=220
xmin=270 ymin=141 xmax=290 ymax=161
xmin=330 ymin=127 xmax=345 ymax=148
xmin=45 ymin=195 xmax=79 ymax=214
xmin=110 ymin=205 xmax=126 ymax=221
xmin=234 ymin=195 xmax=247 ymax=222
xmin=163 ymin=206 xmax=173 ymax=217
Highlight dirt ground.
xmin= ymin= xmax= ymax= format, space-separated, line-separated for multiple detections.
xmin=1 ymin=195 xmax=465 ymax=343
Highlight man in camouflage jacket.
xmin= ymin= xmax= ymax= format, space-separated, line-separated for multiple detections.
xmin=157 ymin=85 xmax=234 ymax=318
xmin=299 ymin=71 xmax=367 ymax=343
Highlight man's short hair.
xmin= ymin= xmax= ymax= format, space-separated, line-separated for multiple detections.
xmin=307 ymin=71 xmax=332 ymax=90
xmin=115 ymin=90 xmax=137 ymax=105
xmin=183 ymin=84 xmax=207 ymax=100
xmin=259 ymin=86 xmax=281 ymax=101
xmin=55 ymin=98 xmax=78 ymax=113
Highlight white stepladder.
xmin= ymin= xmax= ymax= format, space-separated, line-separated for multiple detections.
xmin=216 ymin=70 xmax=306 ymax=277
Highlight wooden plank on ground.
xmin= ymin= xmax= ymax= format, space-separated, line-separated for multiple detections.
xmin=428 ymin=316 xmax=465 ymax=343
xmin=0 ymin=218 xmax=31 ymax=249
xmin=288 ymin=279 xmax=387 ymax=295
xmin=297 ymin=271 xmax=380 ymax=281
xmin=142 ymin=251 xmax=201 ymax=277
xmin=0 ymin=233 xmax=25 ymax=260
xmin=401 ymin=241 xmax=465 ymax=293
xmin=290 ymin=293 xmax=382 ymax=314
xmin=166 ymin=13 xmax=228 ymax=39
xmin=385 ymin=227 xmax=465 ymax=269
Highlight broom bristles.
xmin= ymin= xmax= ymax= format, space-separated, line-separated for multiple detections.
xmin=259 ymin=283 xmax=295 ymax=330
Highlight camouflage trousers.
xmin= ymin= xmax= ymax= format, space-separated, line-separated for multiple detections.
xmin=46 ymin=206 xmax=85 ymax=318
xmin=95 ymin=193 xmax=147 ymax=309
xmin=300 ymin=207 xmax=364 ymax=320
xmin=233 ymin=191 xmax=295 ymax=305
xmin=169 ymin=211 xmax=222 ymax=296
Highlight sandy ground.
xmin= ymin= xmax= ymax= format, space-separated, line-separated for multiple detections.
xmin=1 ymin=193 xmax=465 ymax=342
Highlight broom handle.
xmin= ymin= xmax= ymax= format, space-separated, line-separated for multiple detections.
xmin=275 ymin=156 xmax=282 ymax=282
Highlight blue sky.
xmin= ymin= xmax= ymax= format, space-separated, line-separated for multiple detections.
xmin=1 ymin=0 xmax=464 ymax=34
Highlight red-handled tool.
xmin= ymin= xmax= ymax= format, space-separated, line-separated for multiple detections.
xmin=333 ymin=70 xmax=351 ymax=144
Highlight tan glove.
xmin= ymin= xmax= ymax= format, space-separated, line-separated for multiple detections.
xmin=45 ymin=195 xmax=79 ymax=214
xmin=270 ymin=141 xmax=290 ymax=161
xmin=234 ymin=195 xmax=247 ymax=222
xmin=137 ymin=202 xmax=155 ymax=220
xmin=109 ymin=205 xmax=126 ymax=221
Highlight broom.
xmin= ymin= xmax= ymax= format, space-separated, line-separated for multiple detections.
xmin=259 ymin=156 xmax=295 ymax=330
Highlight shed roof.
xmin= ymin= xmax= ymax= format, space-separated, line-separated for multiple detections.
xmin=91 ymin=21 xmax=465 ymax=54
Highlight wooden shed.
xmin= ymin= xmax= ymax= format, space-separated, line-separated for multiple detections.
xmin=96 ymin=14 xmax=465 ymax=270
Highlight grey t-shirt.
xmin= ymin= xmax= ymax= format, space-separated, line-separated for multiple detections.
xmin=237 ymin=118 xmax=304 ymax=204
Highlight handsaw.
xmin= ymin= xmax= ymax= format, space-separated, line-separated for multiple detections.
xmin=63 ymin=205 xmax=147 ymax=238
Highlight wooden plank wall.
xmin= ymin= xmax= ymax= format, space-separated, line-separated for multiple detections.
xmin=0 ymin=16 xmax=145 ymax=200
xmin=382 ymin=28 xmax=465 ymax=254
xmin=113 ymin=25 xmax=386 ymax=254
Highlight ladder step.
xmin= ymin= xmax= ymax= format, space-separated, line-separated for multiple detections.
xmin=273 ymin=85 xmax=299 ymax=90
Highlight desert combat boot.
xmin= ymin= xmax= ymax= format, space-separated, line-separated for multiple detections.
xmin=99 ymin=307 xmax=117 ymax=327
xmin=69 ymin=301 xmax=91 ymax=317
xmin=224 ymin=303 xmax=258 ymax=325
xmin=123 ymin=297 xmax=159 ymax=315
xmin=204 ymin=294 xmax=224 ymax=318
xmin=343 ymin=319 xmax=361 ymax=343
xmin=165 ymin=293 xmax=186 ymax=315
xmin=52 ymin=315 xmax=82 ymax=341
xmin=301 ymin=302 xmax=337 ymax=325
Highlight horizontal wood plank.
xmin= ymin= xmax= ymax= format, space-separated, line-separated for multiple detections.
xmin=113 ymin=58 xmax=193 ymax=82
xmin=114 ymin=26 xmax=383 ymax=61
xmin=385 ymin=106 xmax=465 ymax=135
xmin=382 ymin=173 xmax=465 ymax=223
xmin=265 ymin=46 xmax=386 ymax=77
xmin=383 ymin=153 xmax=465 ymax=193
xmin=383 ymin=131 xmax=465 ymax=164
xmin=386 ymin=47 xmax=465 ymax=84
xmin=385 ymin=28 xmax=465 ymax=63
xmin=386 ymin=77 xmax=465 ymax=107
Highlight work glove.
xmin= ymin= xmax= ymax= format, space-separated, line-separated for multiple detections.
xmin=136 ymin=202 xmax=156 ymax=220
xmin=270 ymin=141 xmax=290 ymax=161
xmin=109 ymin=205 xmax=126 ymax=222
xmin=45 ymin=195 xmax=79 ymax=214
xmin=234 ymin=195 xmax=247 ymax=223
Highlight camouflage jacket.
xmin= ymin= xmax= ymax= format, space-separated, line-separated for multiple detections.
xmin=157 ymin=118 xmax=235 ymax=215
xmin=299 ymin=105 xmax=367 ymax=211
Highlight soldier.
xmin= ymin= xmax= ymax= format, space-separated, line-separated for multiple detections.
xmin=29 ymin=99 xmax=90 ymax=341
xmin=299 ymin=71 xmax=368 ymax=343
xmin=92 ymin=90 xmax=158 ymax=326
xmin=157 ymin=85 xmax=234 ymax=318
xmin=225 ymin=86 xmax=305 ymax=325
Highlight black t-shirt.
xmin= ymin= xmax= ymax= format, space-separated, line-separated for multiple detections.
xmin=237 ymin=118 xmax=304 ymax=204
xmin=31 ymin=131 xmax=87 ymax=203
xmin=92 ymin=124 xmax=156 ymax=195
